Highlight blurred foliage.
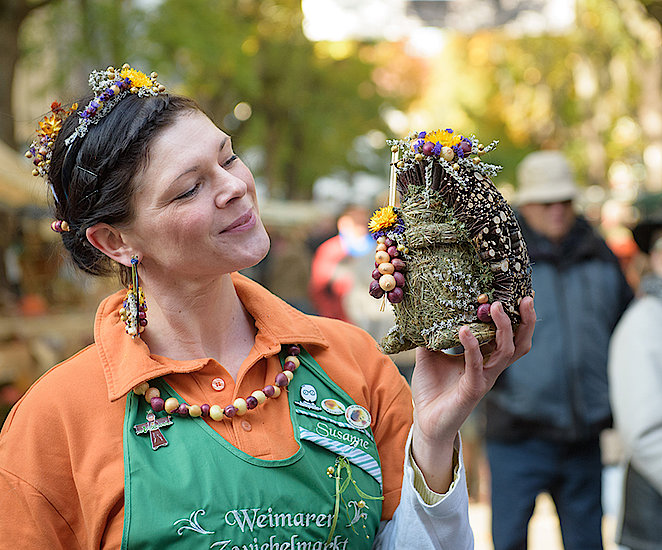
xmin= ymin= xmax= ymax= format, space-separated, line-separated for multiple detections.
xmin=144 ymin=0 xmax=427 ymax=198
xmin=413 ymin=0 xmax=662 ymax=193
xmin=640 ymin=0 xmax=662 ymax=23
xmin=14 ymin=0 xmax=662 ymax=197
xmin=19 ymin=0 xmax=425 ymax=199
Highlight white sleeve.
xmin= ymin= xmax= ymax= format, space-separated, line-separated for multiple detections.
xmin=609 ymin=297 xmax=662 ymax=495
xmin=372 ymin=428 xmax=474 ymax=549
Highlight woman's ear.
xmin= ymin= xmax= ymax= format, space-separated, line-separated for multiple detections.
xmin=86 ymin=223 xmax=136 ymax=267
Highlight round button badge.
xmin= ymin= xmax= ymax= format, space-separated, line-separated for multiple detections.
xmin=300 ymin=384 xmax=317 ymax=403
xmin=345 ymin=404 xmax=372 ymax=429
xmin=321 ymin=398 xmax=346 ymax=416
xmin=211 ymin=377 xmax=225 ymax=391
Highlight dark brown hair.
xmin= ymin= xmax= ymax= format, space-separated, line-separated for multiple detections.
xmin=48 ymin=93 xmax=201 ymax=281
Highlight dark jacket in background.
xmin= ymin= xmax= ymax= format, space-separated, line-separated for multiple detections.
xmin=485 ymin=214 xmax=633 ymax=442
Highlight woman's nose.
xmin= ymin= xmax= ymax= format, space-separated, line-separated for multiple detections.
xmin=213 ymin=169 xmax=247 ymax=208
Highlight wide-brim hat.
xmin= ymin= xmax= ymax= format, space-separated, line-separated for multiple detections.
xmin=515 ymin=150 xmax=578 ymax=206
xmin=632 ymin=192 xmax=662 ymax=254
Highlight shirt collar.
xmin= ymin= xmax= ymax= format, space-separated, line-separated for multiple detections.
xmin=97 ymin=272 xmax=329 ymax=402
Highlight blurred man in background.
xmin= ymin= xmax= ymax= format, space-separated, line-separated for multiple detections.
xmin=484 ymin=150 xmax=633 ymax=550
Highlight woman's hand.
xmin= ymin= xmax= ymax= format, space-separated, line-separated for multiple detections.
xmin=410 ymin=296 xmax=536 ymax=493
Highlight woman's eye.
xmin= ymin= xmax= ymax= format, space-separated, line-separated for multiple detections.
xmin=223 ymin=154 xmax=238 ymax=167
xmin=175 ymin=183 xmax=201 ymax=200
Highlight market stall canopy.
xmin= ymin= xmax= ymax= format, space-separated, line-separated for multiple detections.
xmin=0 ymin=140 xmax=48 ymax=208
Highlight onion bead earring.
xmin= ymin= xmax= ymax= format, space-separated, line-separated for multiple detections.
xmin=119 ymin=255 xmax=148 ymax=338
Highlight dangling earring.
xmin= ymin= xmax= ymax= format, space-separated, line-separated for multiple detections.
xmin=120 ymin=255 xmax=148 ymax=338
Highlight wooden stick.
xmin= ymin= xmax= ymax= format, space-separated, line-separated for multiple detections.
xmin=389 ymin=148 xmax=399 ymax=207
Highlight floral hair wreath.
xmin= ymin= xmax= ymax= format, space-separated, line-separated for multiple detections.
xmin=25 ymin=64 xmax=166 ymax=232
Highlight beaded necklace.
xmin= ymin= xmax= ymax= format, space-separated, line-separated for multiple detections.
xmin=131 ymin=344 xmax=301 ymax=420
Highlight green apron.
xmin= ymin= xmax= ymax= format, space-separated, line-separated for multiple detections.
xmin=122 ymin=348 xmax=383 ymax=549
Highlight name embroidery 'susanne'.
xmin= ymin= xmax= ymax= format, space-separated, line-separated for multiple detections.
xmin=174 ymin=507 xmax=351 ymax=550
xmin=294 ymin=408 xmax=374 ymax=442
xmin=315 ymin=422 xmax=369 ymax=450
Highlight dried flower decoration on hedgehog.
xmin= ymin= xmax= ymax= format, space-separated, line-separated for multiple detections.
xmin=368 ymin=129 xmax=533 ymax=354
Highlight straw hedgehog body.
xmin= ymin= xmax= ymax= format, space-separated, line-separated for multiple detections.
xmin=369 ymin=130 xmax=533 ymax=353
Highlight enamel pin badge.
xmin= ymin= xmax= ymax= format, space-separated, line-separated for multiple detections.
xmin=134 ymin=411 xmax=173 ymax=450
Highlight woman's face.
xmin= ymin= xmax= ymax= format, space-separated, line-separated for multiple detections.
xmin=123 ymin=110 xmax=270 ymax=281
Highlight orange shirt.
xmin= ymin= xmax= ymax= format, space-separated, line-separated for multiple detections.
xmin=0 ymin=273 xmax=413 ymax=549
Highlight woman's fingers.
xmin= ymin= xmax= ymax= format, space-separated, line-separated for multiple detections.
xmin=484 ymin=302 xmax=515 ymax=371
xmin=512 ymin=296 xmax=536 ymax=362
xmin=458 ymin=325 xmax=488 ymax=397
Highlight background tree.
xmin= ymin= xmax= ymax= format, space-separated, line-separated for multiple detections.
xmin=409 ymin=0 xmax=662 ymax=195
xmin=0 ymin=0 xmax=56 ymax=149
xmin=13 ymin=0 xmax=424 ymax=199
xmin=145 ymin=0 xmax=424 ymax=198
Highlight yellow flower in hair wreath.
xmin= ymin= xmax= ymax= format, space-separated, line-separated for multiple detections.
xmin=38 ymin=114 xmax=63 ymax=136
xmin=119 ymin=67 xmax=153 ymax=88
xmin=369 ymin=206 xmax=399 ymax=234
xmin=37 ymin=102 xmax=78 ymax=137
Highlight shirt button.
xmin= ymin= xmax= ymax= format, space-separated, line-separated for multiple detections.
xmin=211 ymin=377 xmax=225 ymax=391
xmin=241 ymin=420 xmax=252 ymax=432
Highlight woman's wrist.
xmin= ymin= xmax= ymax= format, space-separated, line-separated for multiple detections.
xmin=410 ymin=423 xmax=457 ymax=494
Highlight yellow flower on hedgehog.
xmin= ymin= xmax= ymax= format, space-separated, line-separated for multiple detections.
xmin=369 ymin=206 xmax=399 ymax=234
xmin=409 ymin=129 xmax=462 ymax=151
xmin=426 ymin=129 xmax=462 ymax=148
xmin=119 ymin=67 xmax=152 ymax=88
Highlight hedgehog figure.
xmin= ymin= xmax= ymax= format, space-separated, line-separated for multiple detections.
xmin=368 ymin=129 xmax=533 ymax=353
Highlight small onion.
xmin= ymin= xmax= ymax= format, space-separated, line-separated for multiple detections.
xmin=393 ymin=271 xmax=405 ymax=287
xmin=387 ymin=246 xmax=399 ymax=258
xmin=387 ymin=287 xmax=404 ymax=303
xmin=378 ymin=262 xmax=395 ymax=275
xmin=421 ymin=142 xmax=435 ymax=155
xmin=477 ymin=303 xmax=492 ymax=323
xmin=391 ymin=258 xmax=406 ymax=272
xmin=379 ymin=274 xmax=396 ymax=292
xmin=151 ymin=397 xmax=165 ymax=412
xmin=369 ymin=280 xmax=385 ymax=298
xmin=375 ymin=250 xmax=390 ymax=264
xmin=372 ymin=268 xmax=381 ymax=280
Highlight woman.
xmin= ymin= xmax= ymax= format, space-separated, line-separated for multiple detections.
xmin=0 ymin=64 xmax=535 ymax=549
xmin=608 ymin=195 xmax=662 ymax=550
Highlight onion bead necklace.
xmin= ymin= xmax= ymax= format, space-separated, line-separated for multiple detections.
xmin=132 ymin=345 xmax=301 ymax=421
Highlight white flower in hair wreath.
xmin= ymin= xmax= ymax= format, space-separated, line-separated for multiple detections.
xmin=65 ymin=64 xmax=166 ymax=146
